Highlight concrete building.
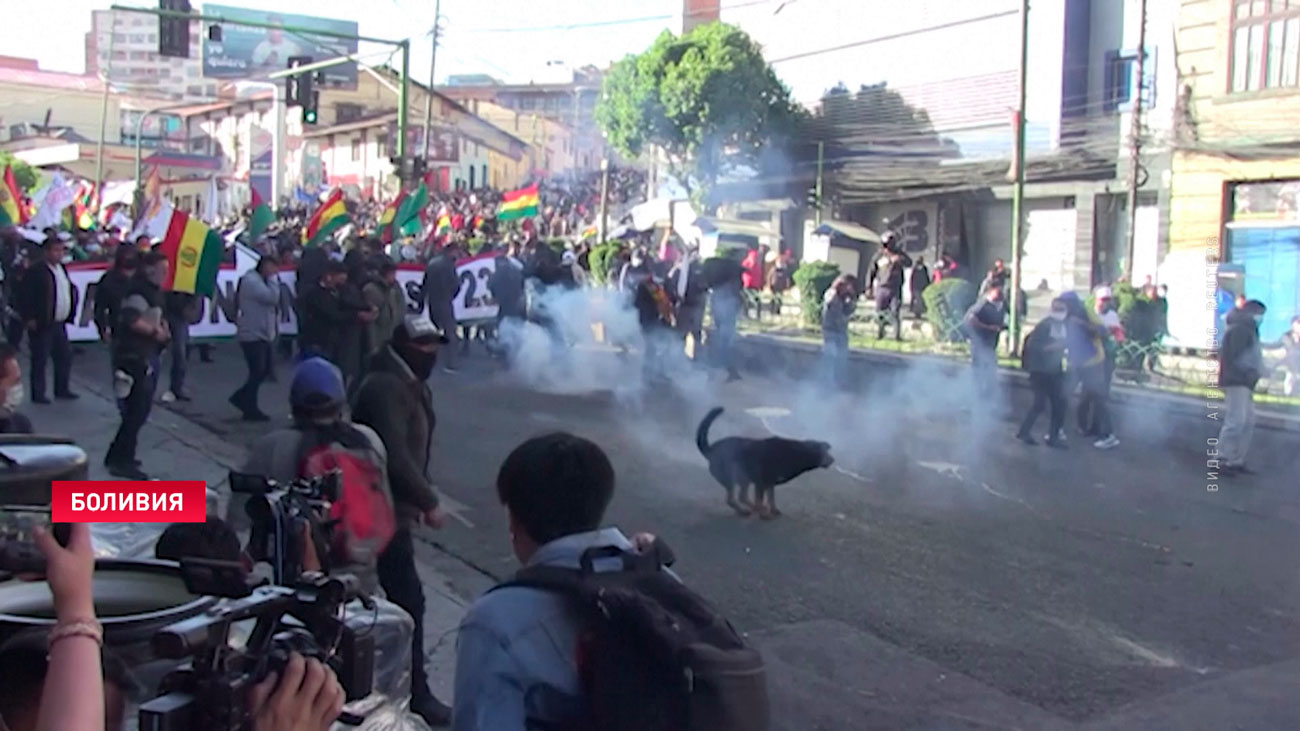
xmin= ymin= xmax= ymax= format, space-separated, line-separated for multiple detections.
xmin=439 ymin=68 xmax=604 ymax=174
xmin=304 ymin=68 xmax=527 ymax=199
xmin=715 ymin=0 xmax=1177 ymax=314
xmin=85 ymin=8 xmax=208 ymax=100
xmin=681 ymin=0 xmax=722 ymax=33
xmin=461 ymin=100 xmax=576 ymax=187
xmin=1169 ymin=0 xmax=1300 ymax=344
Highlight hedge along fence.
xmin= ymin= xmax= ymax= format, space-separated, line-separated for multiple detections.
xmin=791 ymin=261 xmax=841 ymax=327
xmin=922 ymin=278 xmax=977 ymax=342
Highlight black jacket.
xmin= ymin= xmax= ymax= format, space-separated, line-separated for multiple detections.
xmin=18 ymin=262 xmax=79 ymax=328
xmin=1219 ymin=309 xmax=1263 ymax=389
xmin=667 ymin=261 xmax=708 ymax=309
xmin=423 ymin=253 xmax=460 ymax=308
xmin=297 ymin=286 xmax=356 ymax=358
xmin=164 ymin=291 xmax=200 ymax=322
xmin=351 ymin=345 xmax=439 ymax=520
xmin=1021 ymin=318 xmax=1067 ymax=374
xmin=488 ymin=256 xmax=526 ymax=318
xmin=93 ymin=267 xmax=133 ymax=336
xmin=869 ymin=250 xmax=912 ymax=293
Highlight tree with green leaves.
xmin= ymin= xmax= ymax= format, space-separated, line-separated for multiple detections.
xmin=596 ymin=23 xmax=800 ymax=213
xmin=0 ymin=151 xmax=38 ymax=192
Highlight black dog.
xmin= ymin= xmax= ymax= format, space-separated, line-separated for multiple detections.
xmin=695 ymin=407 xmax=834 ymax=519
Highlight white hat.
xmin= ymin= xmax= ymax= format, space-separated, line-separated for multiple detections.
xmin=1094 ymin=285 xmax=1113 ymax=299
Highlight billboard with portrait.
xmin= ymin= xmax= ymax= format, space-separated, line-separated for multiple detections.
xmin=203 ymin=5 xmax=359 ymax=88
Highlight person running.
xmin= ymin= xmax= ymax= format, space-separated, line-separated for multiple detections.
xmin=1016 ymin=298 xmax=1069 ymax=447
xmin=230 ymin=255 xmax=281 ymax=421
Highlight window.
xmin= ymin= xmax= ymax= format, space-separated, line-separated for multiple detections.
xmin=1104 ymin=49 xmax=1158 ymax=111
xmin=335 ymin=103 xmax=364 ymax=123
xmin=1231 ymin=0 xmax=1300 ymax=92
xmin=351 ymin=138 xmax=362 ymax=161
xmin=376 ymin=134 xmax=389 ymax=156
xmin=519 ymin=96 xmax=536 ymax=110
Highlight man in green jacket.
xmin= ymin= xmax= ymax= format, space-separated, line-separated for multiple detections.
xmin=362 ymin=256 xmax=408 ymax=358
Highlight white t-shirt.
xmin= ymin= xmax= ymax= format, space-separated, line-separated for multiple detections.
xmin=49 ymin=262 xmax=72 ymax=322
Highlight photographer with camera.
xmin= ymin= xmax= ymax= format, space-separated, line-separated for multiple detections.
xmin=240 ymin=356 xmax=394 ymax=594
xmin=0 ymin=523 xmax=347 ymax=731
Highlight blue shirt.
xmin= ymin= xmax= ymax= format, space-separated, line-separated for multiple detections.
xmin=452 ymin=527 xmax=635 ymax=731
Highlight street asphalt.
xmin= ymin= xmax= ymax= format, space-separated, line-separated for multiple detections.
xmin=59 ymin=335 xmax=1300 ymax=730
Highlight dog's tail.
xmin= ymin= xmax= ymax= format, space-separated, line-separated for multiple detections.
xmin=696 ymin=407 xmax=724 ymax=456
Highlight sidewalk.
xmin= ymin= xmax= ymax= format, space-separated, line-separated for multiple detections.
xmin=28 ymin=368 xmax=474 ymax=701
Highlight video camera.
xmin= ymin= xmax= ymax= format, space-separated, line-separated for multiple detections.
xmin=230 ymin=470 xmax=341 ymax=585
xmin=138 ymin=559 xmax=375 ymax=731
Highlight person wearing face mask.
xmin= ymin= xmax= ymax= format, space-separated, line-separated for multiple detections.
xmin=0 ymin=344 xmax=32 ymax=434
xmin=1015 ymin=298 xmax=1070 ymax=447
xmin=349 ymin=315 xmax=452 ymax=727
xmin=1217 ymin=299 xmax=1267 ymax=476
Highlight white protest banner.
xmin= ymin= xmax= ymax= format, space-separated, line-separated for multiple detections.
xmin=66 ymin=246 xmax=500 ymax=342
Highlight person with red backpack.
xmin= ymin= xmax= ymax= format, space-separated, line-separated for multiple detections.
xmin=239 ymin=356 xmax=395 ymax=595
xmin=350 ymin=315 xmax=452 ymax=727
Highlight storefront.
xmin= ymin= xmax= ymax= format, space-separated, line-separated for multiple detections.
xmin=1225 ymin=180 xmax=1300 ymax=341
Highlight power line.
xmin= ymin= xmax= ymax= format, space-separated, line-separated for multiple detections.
xmin=768 ymin=8 xmax=1021 ymax=64
xmin=458 ymin=0 xmax=774 ymax=34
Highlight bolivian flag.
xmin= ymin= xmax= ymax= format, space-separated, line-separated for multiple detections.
xmin=435 ymin=213 xmax=451 ymax=234
xmin=0 ymin=165 xmax=28 ymax=227
xmin=248 ymin=187 xmax=274 ymax=243
xmin=302 ymin=188 xmax=350 ymax=247
xmin=158 ymin=208 xmax=224 ymax=296
xmin=377 ymin=190 xmax=405 ymax=244
xmin=498 ymin=183 xmax=540 ymax=222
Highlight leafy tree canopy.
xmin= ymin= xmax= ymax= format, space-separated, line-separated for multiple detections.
xmin=0 ymin=151 xmax=38 ymax=192
xmin=596 ymin=23 xmax=801 ymax=212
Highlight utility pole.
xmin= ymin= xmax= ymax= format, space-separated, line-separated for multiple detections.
xmin=814 ymin=140 xmax=825 ymax=226
xmin=1008 ymin=0 xmax=1030 ymax=356
xmin=1123 ymin=0 xmax=1149 ymax=282
xmin=599 ymin=157 xmax=610 ymax=243
xmin=421 ymin=0 xmax=442 ymax=181
xmin=93 ymin=10 xmax=118 ymax=214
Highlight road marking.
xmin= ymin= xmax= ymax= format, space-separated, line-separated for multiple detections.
xmin=917 ymin=460 xmax=966 ymax=480
xmin=437 ymin=492 xmax=476 ymax=529
xmin=744 ymin=406 xmax=792 ymax=419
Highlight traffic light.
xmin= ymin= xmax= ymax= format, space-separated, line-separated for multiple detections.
xmin=158 ymin=0 xmax=192 ymax=59
xmin=303 ymin=91 xmax=319 ymax=125
xmin=806 ymin=186 xmax=819 ymax=209
xmin=411 ymin=157 xmax=427 ymax=181
xmin=286 ymin=57 xmax=319 ymax=124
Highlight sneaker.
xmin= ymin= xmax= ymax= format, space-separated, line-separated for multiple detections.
xmin=1093 ymin=435 xmax=1120 ymax=450
xmin=1046 ymin=436 xmax=1069 ymax=449
xmin=106 ymin=462 xmax=149 ymax=480
xmin=160 ymin=390 xmax=176 ymax=403
xmin=172 ymin=391 xmax=192 ymax=402
xmin=1016 ymin=432 xmax=1037 ymax=445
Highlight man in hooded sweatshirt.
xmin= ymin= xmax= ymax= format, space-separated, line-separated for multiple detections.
xmin=1217 ymin=299 xmax=1266 ymax=475
xmin=350 ymin=315 xmax=452 ymax=727
xmin=1016 ymin=297 xmax=1070 ymax=447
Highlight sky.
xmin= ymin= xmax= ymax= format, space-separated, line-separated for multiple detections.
xmin=6 ymin=0 xmax=685 ymax=86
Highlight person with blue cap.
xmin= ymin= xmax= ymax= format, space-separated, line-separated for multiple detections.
xmin=239 ymin=356 xmax=392 ymax=595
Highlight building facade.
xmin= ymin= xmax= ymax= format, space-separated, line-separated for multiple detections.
xmin=86 ymin=8 xmax=208 ymax=100
xmin=462 ymin=100 xmax=576 ymax=187
xmin=1170 ymin=0 xmax=1300 ymax=344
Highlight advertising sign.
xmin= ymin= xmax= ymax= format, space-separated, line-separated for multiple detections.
xmin=203 ymin=5 xmax=359 ymax=88
xmin=64 ymin=248 xmax=498 ymax=342
xmin=389 ymin=124 xmax=459 ymax=163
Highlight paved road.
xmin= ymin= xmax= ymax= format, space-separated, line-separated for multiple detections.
xmin=69 ymin=337 xmax=1300 ymax=729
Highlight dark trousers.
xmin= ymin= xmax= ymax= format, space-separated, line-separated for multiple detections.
xmin=712 ymin=302 xmax=739 ymax=376
xmin=429 ymin=301 xmax=458 ymax=368
xmin=1019 ymin=372 xmax=1066 ymax=437
xmin=876 ymin=289 xmax=902 ymax=340
xmin=822 ymin=330 xmax=849 ymax=389
xmin=232 ymin=340 xmax=272 ymax=415
xmin=1077 ymin=367 xmax=1113 ymax=436
xmin=29 ymin=322 xmax=72 ymax=399
xmin=377 ymin=527 xmax=432 ymax=700
xmin=166 ymin=315 xmax=190 ymax=394
xmin=970 ymin=337 xmax=999 ymax=399
xmin=106 ymin=359 xmax=154 ymax=466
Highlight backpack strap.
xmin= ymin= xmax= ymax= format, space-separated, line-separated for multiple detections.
xmin=490 ymin=544 xmax=669 ymax=596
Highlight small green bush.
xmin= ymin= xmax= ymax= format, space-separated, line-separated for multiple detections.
xmin=791 ymin=261 xmax=841 ymax=327
xmin=922 ymin=278 xmax=977 ymax=342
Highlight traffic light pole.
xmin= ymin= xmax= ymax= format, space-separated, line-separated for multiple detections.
xmin=110 ymin=3 xmax=414 ymax=179
xmin=814 ymin=141 xmax=824 ymax=227
xmin=1008 ymin=0 xmax=1030 ymax=357
xmin=92 ymin=11 xmax=118 ymax=215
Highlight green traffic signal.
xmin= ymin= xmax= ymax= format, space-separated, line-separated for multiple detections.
xmin=304 ymin=109 xmax=318 ymax=125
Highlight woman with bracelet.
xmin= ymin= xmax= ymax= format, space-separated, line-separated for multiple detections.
xmin=32 ymin=522 xmax=104 ymax=731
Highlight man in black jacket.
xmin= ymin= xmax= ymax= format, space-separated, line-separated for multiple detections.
xmin=1217 ymin=300 xmax=1266 ymax=475
xmin=668 ymin=248 xmax=708 ymax=361
xmin=106 ymin=253 xmax=171 ymax=479
xmin=18 ymin=237 xmax=79 ymax=403
xmin=350 ymin=315 xmax=451 ymax=727
xmin=297 ymin=260 xmax=373 ymax=378
xmin=422 ymin=245 xmax=461 ymax=373
xmin=868 ymin=235 xmax=912 ymax=341
xmin=93 ymin=248 xmax=139 ymax=343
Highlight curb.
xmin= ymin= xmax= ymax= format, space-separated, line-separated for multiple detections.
xmin=737 ymin=333 xmax=1300 ymax=433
